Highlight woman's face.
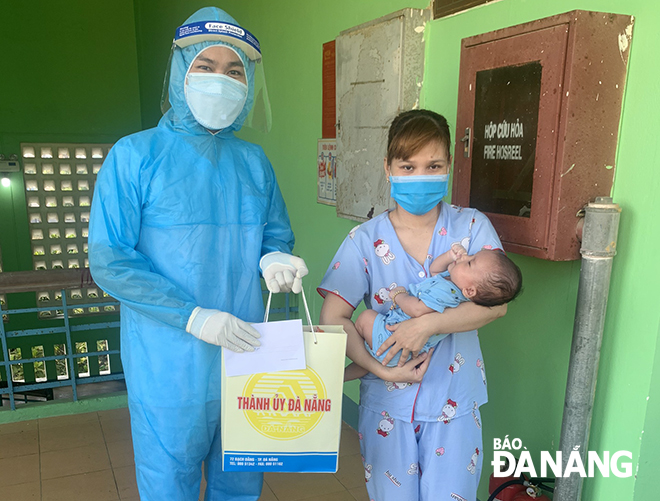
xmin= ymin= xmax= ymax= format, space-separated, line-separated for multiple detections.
xmin=385 ymin=140 xmax=451 ymax=179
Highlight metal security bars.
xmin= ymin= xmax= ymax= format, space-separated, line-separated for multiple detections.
xmin=0 ymin=270 xmax=121 ymax=411
xmin=1 ymin=269 xmax=299 ymax=411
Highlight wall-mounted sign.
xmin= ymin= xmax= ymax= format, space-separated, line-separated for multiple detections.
xmin=317 ymin=139 xmax=337 ymax=205
xmin=471 ymin=62 xmax=542 ymax=218
xmin=322 ymin=41 xmax=336 ymax=139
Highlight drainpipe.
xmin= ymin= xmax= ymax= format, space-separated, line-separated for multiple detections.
xmin=554 ymin=197 xmax=621 ymax=501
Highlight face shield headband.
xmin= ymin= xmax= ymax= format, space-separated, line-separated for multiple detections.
xmin=174 ymin=21 xmax=262 ymax=61
xmin=160 ymin=21 xmax=272 ymax=133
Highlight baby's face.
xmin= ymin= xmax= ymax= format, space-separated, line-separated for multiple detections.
xmin=447 ymin=250 xmax=499 ymax=292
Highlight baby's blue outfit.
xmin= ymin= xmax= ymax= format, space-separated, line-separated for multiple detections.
xmin=368 ymin=271 xmax=468 ymax=366
xmin=318 ymin=203 xmax=501 ymax=501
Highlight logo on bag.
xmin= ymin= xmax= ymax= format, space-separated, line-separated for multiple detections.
xmin=238 ymin=368 xmax=331 ymax=440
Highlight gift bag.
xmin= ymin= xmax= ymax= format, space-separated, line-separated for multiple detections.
xmin=221 ymin=288 xmax=347 ymax=473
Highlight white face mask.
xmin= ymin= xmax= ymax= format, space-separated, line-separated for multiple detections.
xmin=185 ymin=73 xmax=248 ymax=130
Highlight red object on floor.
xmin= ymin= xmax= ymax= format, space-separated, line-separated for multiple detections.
xmin=488 ymin=473 xmax=526 ymax=501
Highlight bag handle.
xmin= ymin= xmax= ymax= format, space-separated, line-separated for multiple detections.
xmin=264 ymin=285 xmax=318 ymax=344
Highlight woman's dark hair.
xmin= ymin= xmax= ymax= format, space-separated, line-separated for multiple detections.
xmin=472 ymin=251 xmax=523 ymax=307
xmin=387 ymin=109 xmax=451 ymax=165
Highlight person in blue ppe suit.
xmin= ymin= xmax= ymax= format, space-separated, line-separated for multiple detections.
xmin=89 ymin=7 xmax=308 ymax=500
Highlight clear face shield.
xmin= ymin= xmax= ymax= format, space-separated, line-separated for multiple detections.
xmin=160 ymin=20 xmax=272 ymax=133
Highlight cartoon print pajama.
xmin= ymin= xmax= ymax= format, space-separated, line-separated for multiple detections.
xmin=359 ymin=406 xmax=483 ymax=501
xmin=318 ymin=203 xmax=503 ymax=500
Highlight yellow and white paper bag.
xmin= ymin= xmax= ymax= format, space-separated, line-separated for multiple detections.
xmin=221 ymin=291 xmax=347 ymax=472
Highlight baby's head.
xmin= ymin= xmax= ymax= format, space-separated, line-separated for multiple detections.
xmin=447 ymin=249 xmax=522 ymax=307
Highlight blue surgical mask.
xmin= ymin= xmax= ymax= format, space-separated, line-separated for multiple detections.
xmin=390 ymin=174 xmax=449 ymax=215
xmin=185 ymin=73 xmax=248 ymax=130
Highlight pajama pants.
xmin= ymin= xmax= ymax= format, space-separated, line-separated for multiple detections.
xmin=359 ymin=406 xmax=483 ymax=501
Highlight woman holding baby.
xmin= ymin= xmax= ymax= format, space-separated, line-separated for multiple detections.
xmin=318 ymin=109 xmax=515 ymax=501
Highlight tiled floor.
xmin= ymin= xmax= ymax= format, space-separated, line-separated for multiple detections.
xmin=0 ymin=409 xmax=369 ymax=501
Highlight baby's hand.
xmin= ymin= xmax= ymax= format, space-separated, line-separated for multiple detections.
xmin=389 ymin=286 xmax=407 ymax=299
xmin=451 ymin=243 xmax=468 ymax=260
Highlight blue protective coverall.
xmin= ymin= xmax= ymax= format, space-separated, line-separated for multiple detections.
xmin=88 ymin=7 xmax=294 ymax=500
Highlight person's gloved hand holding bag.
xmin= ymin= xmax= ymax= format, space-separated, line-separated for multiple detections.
xmin=186 ymin=252 xmax=308 ymax=350
xmin=186 ymin=307 xmax=261 ymax=352
xmin=260 ymin=252 xmax=309 ymax=293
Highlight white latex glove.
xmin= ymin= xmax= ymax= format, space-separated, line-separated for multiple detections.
xmin=186 ymin=307 xmax=261 ymax=352
xmin=259 ymin=251 xmax=309 ymax=294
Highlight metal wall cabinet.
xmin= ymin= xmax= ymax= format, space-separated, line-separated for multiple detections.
xmin=452 ymin=11 xmax=634 ymax=260
xmin=335 ymin=8 xmax=430 ymax=222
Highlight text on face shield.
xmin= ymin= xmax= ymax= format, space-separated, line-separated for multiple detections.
xmin=205 ymin=22 xmax=245 ymax=37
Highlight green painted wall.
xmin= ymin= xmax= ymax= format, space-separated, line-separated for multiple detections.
xmin=0 ymin=1 xmax=140 ymax=411
xmin=634 ymin=320 xmax=660 ymax=501
xmin=222 ymin=2 xmax=657 ymax=499
xmin=134 ymin=1 xmax=659 ymax=499
xmin=420 ymin=3 xmax=659 ymax=500
xmin=0 ymin=0 xmax=141 ymax=273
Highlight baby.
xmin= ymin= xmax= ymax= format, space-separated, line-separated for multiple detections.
xmin=348 ymin=244 xmax=522 ymax=379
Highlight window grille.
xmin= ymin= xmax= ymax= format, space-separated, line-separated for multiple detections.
xmin=97 ymin=339 xmax=111 ymax=375
xmin=9 ymin=347 xmax=24 ymax=382
xmin=54 ymin=343 xmax=69 ymax=380
xmin=22 ymin=143 xmax=116 ymax=318
xmin=75 ymin=341 xmax=90 ymax=377
xmin=31 ymin=345 xmax=47 ymax=382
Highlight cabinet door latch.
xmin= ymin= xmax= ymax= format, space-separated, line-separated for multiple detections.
xmin=460 ymin=128 xmax=471 ymax=158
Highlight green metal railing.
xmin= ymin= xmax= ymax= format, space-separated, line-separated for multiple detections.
xmin=0 ymin=269 xmax=121 ymax=410
xmin=0 ymin=269 xmax=299 ymax=411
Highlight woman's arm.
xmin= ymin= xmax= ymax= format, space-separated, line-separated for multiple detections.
xmin=378 ymin=301 xmax=507 ymax=366
xmin=319 ymin=293 xmax=432 ymax=383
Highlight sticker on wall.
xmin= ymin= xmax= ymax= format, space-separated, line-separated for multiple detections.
xmin=317 ymin=139 xmax=337 ymax=206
